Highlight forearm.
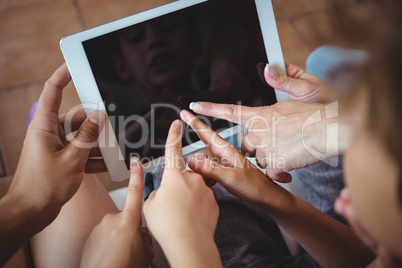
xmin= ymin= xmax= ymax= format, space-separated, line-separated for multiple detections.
xmin=160 ymin=236 xmax=222 ymax=268
xmin=0 ymin=191 xmax=54 ymax=266
xmin=262 ymin=186 xmax=375 ymax=268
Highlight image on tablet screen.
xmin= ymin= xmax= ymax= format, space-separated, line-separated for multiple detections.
xmin=83 ymin=0 xmax=277 ymax=168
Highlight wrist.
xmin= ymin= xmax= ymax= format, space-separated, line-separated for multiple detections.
xmin=259 ymin=181 xmax=297 ymax=216
xmin=4 ymin=185 xmax=60 ymax=235
xmin=305 ymin=101 xmax=351 ymax=160
xmin=0 ymin=188 xmax=59 ymax=265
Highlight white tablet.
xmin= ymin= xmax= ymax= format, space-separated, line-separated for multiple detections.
xmin=60 ymin=0 xmax=288 ymax=182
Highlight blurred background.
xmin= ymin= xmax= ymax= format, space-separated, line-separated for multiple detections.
xmin=0 ymin=0 xmax=335 ymax=190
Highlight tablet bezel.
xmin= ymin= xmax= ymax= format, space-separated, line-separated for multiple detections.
xmin=60 ymin=0 xmax=288 ymax=182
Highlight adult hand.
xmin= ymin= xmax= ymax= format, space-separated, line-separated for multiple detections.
xmin=0 ymin=63 xmax=106 ymax=265
xmin=11 ymin=63 xmax=106 ymax=217
xmin=13 ymin=63 xmax=106 ymax=215
xmin=189 ymin=101 xmax=349 ymax=182
xmin=143 ymin=120 xmax=221 ymax=268
xmin=257 ymin=61 xmax=341 ymax=103
xmin=10 ymin=64 xmax=106 ymax=214
xmin=81 ymin=157 xmax=153 ymax=268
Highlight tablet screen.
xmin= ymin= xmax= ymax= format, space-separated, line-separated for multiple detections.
xmin=83 ymin=0 xmax=277 ymax=168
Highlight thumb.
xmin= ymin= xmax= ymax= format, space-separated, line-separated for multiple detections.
xmin=264 ymin=64 xmax=312 ymax=98
xmin=65 ymin=110 xmax=106 ymax=159
xmin=266 ymin=168 xmax=293 ymax=183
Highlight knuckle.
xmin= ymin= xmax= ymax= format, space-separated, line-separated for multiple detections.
xmin=269 ymin=105 xmax=281 ymax=119
xmin=208 ymin=161 xmax=219 ymax=175
xmin=78 ymin=125 xmax=99 ymax=140
xmin=280 ymin=75 xmax=291 ymax=87
xmin=44 ymin=79 xmax=63 ymax=92
xmin=225 ymin=104 xmax=237 ymax=117
xmin=127 ymin=183 xmax=142 ymax=195
xmin=256 ymin=106 xmax=267 ymax=117
xmin=44 ymin=80 xmax=51 ymax=90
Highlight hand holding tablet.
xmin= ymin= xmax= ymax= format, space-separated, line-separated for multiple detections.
xmin=60 ymin=0 xmax=287 ymax=181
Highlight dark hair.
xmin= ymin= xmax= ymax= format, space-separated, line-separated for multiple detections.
xmin=327 ymin=0 xmax=402 ymax=205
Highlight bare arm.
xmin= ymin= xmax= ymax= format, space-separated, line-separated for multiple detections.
xmin=261 ymin=187 xmax=375 ymax=268
xmin=0 ymin=64 xmax=105 ymax=265
xmin=0 ymin=191 xmax=49 ymax=266
xmin=181 ymin=110 xmax=374 ymax=268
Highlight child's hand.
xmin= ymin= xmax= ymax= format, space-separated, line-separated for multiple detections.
xmin=143 ymin=120 xmax=222 ymax=268
xmin=81 ymin=158 xmax=153 ymax=268
xmin=180 ymin=110 xmax=287 ymax=210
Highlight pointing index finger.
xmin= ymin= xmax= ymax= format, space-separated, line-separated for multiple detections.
xmin=38 ymin=63 xmax=71 ymax=115
xmin=164 ymin=120 xmax=184 ymax=171
xmin=189 ymin=102 xmax=258 ymax=126
xmin=33 ymin=63 xmax=71 ymax=133
xmin=124 ymin=157 xmax=144 ymax=224
xmin=180 ymin=110 xmax=237 ymax=162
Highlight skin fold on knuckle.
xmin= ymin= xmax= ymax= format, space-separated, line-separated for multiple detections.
xmin=279 ymin=74 xmax=292 ymax=88
xmin=224 ymin=104 xmax=237 ymax=118
xmin=255 ymin=106 xmax=268 ymax=117
xmin=127 ymin=183 xmax=142 ymax=196
xmin=43 ymin=79 xmax=59 ymax=92
xmin=78 ymin=125 xmax=99 ymax=141
xmin=207 ymin=160 xmax=220 ymax=176
xmin=268 ymin=105 xmax=282 ymax=120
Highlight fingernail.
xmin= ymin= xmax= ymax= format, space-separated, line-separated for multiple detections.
xmin=89 ymin=111 xmax=100 ymax=125
xmin=191 ymin=155 xmax=205 ymax=161
xmin=265 ymin=63 xmax=269 ymax=73
xmin=173 ymin=119 xmax=182 ymax=126
xmin=265 ymin=64 xmax=279 ymax=79
xmin=189 ymin=102 xmax=202 ymax=111
xmin=334 ymin=199 xmax=344 ymax=214
xmin=89 ymin=111 xmax=105 ymax=126
xmin=131 ymin=157 xmax=139 ymax=167
xmin=187 ymin=155 xmax=204 ymax=169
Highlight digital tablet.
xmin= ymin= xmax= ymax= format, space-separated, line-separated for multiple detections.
xmin=60 ymin=0 xmax=288 ymax=182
